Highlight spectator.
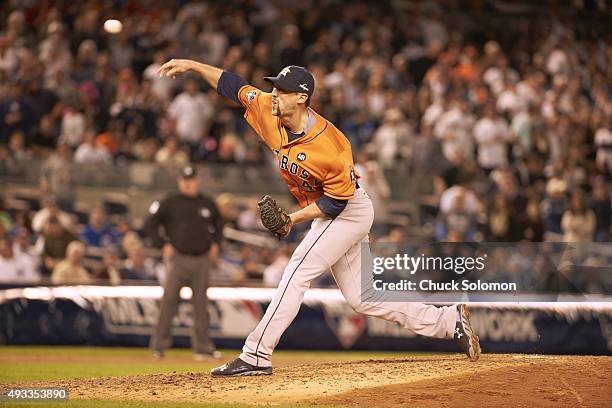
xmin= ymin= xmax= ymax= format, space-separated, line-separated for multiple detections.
xmin=0 ymin=35 xmax=19 ymax=75
xmin=491 ymin=167 xmax=527 ymax=213
xmin=588 ymin=177 xmax=611 ymax=242
xmin=273 ymin=24 xmax=303 ymax=70
xmin=7 ymin=131 xmax=30 ymax=161
xmin=51 ymin=241 xmax=91 ymax=285
xmin=95 ymin=125 xmax=121 ymax=156
xmin=74 ymin=129 xmax=112 ymax=164
xmin=594 ymin=119 xmax=612 ymax=174
xmin=496 ymin=80 xmax=522 ymax=116
xmin=522 ymin=199 xmax=545 ymax=242
xmin=541 ymin=178 xmax=568 ymax=241
xmin=410 ymin=124 xmax=446 ymax=176
xmin=262 ymin=245 xmax=292 ymax=287
xmin=39 ymin=142 xmax=75 ymax=207
xmin=437 ymin=187 xmax=478 ymax=241
xmin=12 ymin=209 xmax=33 ymax=237
xmin=378 ymin=226 xmax=407 ymax=244
xmin=0 ymin=82 xmax=34 ymax=144
xmin=561 ymin=190 xmax=596 ymax=242
xmin=511 ymin=105 xmax=539 ymax=159
xmin=80 ymin=206 xmax=121 ymax=247
xmin=487 ymin=194 xmax=522 ymax=242
xmin=143 ymin=51 xmax=174 ymax=102
xmin=31 ymin=196 xmax=73 ymax=233
xmin=433 ymin=99 xmax=475 ymax=163
xmin=155 ymin=137 xmax=189 ymax=167
xmin=473 ymin=104 xmax=512 ymax=173
xmin=369 ymin=108 xmax=412 ymax=169
xmin=354 ymin=151 xmax=391 ymax=222
xmin=168 ymin=78 xmax=213 ymax=151
xmin=439 ymin=184 xmax=482 ymax=216
xmin=94 ymin=249 xmax=122 ymax=286
xmin=12 ymin=226 xmax=36 ymax=261
xmin=0 ymin=196 xmax=14 ymax=232
xmin=216 ymin=193 xmax=239 ymax=228
xmin=39 ymin=216 xmax=78 ymax=273
xmin=31 ymin=114 xmax=59 ymax=152
xmin=59 ymin=103 xmax=86 ymax=148
xmin=0 ymin=237 xmax=39 ymax=284
xmin=120 ymin=243 xmax=158 ymax=281
xmin=236 ymin=198 xmax=265 ymax=231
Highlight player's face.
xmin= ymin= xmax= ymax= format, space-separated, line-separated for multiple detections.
xmin=271 ymin=87 xmax=299 ymax=116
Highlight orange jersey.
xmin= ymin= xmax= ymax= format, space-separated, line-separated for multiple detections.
xmin=237 ymin=85 xmax=358 ymax=207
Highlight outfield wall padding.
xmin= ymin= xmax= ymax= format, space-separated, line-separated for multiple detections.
xmin=0 ymin=286 xmax=610 ymax=354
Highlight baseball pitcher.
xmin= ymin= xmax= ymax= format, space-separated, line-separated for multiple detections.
xmin=157 ymin=60 xmax=481 ymax=376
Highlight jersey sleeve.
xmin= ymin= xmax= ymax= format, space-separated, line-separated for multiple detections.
xmin=323 ymin=161 xmax=357 ymax=200
xmin=315 ymin=195 xmax=348 ymax=218
xmin=217 ymin=71 xmax=248 ymax=104
xmin=237 ymin=85 xmax=278 ymax=149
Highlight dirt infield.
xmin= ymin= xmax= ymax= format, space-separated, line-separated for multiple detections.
xmin=38 ymin=354 xmax=611 ymax=407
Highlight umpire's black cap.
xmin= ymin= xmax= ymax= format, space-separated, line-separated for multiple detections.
xmin=264 ymin=66 xmax=315 ymax=97
xmin=179 ymin=164 xmax=197 ymax=179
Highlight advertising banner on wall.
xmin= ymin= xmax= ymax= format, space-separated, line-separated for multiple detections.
xmin=0 ymin=286 xmax=610 ymax=354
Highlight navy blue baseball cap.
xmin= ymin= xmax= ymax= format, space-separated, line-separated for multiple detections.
xmin=264 ymin=65 xmax=315 ymax=97
xmin=179 ymin=164 xmax=197 ymax=179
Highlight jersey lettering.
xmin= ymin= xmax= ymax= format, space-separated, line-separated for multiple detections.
xmin=280 ymin=155 xmax=289 ymax=170
xmin=301 ymin=180 xmax=315 ymax=191
xmin=237 ymin=84 xmax=359 ymax=207
xmin=301 ymin=178 xmax=322 ymax=192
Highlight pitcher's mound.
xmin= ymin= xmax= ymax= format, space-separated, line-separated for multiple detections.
xmin=47 ymin=354 xmax=611 ymax=406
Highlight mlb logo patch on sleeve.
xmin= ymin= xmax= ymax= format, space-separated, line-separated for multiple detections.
xmin=246 ymin=90 xmax=257 ymax=104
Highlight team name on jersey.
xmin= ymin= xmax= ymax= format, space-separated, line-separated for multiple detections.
xmin=279 ymin=154 xmax=321 ymax=192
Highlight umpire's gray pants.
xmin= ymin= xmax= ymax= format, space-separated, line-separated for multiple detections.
xmin=150 ymin=252 xmax=215 ymax=354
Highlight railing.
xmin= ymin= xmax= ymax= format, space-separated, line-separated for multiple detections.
xmin=0 ymin=159 xmax=289 ymax=195
xmin=0 ymin=159 xmax=430 ymax=201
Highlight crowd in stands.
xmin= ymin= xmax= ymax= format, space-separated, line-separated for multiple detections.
xmin=0 ymin=192 xmax=293 ymax=286
xmin=0 ymin=1 xmax=610 ymax=286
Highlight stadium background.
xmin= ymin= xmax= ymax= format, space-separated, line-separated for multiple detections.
xmin=0 ymin=0 xmax=610 ymax=406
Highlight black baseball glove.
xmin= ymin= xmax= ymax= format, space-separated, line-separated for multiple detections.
xmin=258 ymin=195 xmax=292 ymax=238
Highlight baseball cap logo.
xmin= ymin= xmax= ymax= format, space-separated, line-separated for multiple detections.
xmin=279 ymin=67 xmax=291 ymax=77
xmin=299 ymin=83 xmax=309 ymax=92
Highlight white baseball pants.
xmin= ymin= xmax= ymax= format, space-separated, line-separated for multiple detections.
xmin=240 ymin=188 xmax=457 ymax=367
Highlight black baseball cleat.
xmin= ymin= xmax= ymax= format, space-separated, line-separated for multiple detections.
xmin=210 ymin=357 xmax=273 ymax=377
xmin=454 ymin=304 xmax=481 ymax=361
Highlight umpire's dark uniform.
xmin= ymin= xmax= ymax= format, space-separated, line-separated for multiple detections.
xmin=145 ymin=165 xmax=223 ymax=356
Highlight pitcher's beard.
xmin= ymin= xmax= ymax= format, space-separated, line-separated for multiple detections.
xmin=272 ymin=104 xmax=280 ymax=116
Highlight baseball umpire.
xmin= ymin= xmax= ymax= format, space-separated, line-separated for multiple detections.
xmin=145 ymin=164 xmax=223 ymax=360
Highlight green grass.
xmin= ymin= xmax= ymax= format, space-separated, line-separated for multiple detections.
xmin=0 ymin=346 xmax=421 ymax=407
xmin=0 ymin=346 xmax=218 ymax=384
xmin=0 ymin=346 xmax=417 ymax=384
